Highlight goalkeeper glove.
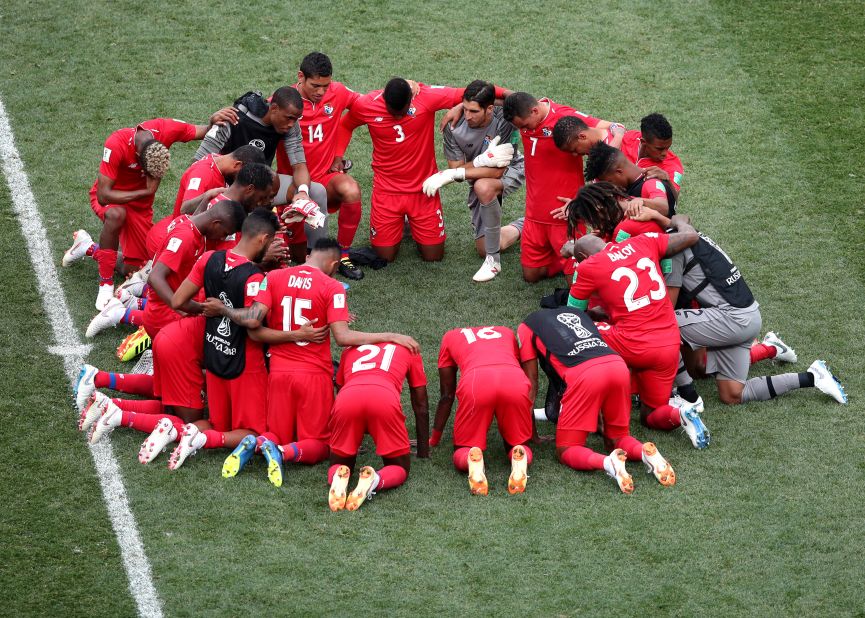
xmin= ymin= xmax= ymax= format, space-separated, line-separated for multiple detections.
xmin=422 ymin=167 xmax=465 ymax=197
xmin=472 ymin=135 xmax=514 ymax=168
xmin=282 ymin=198 xmax=326 ymax=229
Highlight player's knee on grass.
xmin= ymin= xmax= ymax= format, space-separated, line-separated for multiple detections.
xmin=374 ymin=244 xmax=400 ymax=262
xmin=717 ymin=378 xmax=745 ymax=405
xmin=418 ymin=242 xmax=444 ymax=262
xmin=383 ymin=453 xmax=411 ymax=474
xmin=522 ymin=266 xmax=546 ymax=283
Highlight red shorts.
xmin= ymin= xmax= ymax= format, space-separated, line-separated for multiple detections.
xmin=152 ymin=316 xmax=205 ymax=409
xmin=282 ymin=221 xmax=306 ymax=245
xmin=599 ymin=327 xmax=679 ymax=410
xmin=557 ymin=355 xmax=632 ymax=447
xmin=521 ymin=219 xmax=568 ymax=272
xmin=453 ymin=366 xmax=532 ymax=450
xmin=314 ymin=171 xmax=342 ymax=202
xmin=370 ymin=190 xmax=445 ymax=247
xmin=145 ymin=216 xmax=172 ymax=259
xmin=266 ymin=370 xmax=334 ymax=444
xmin=90 ymin=192 xmax=153 ymax=265
xmin=206 ymin=370 xmax=267 ymax=434
xmin=329 ymin=383 xmax=410 ymax=458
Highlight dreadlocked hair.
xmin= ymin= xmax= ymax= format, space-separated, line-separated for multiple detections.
xmin=566 ymin=181 xmax=631 ymax=239
xmin=140 ymin=139 xmax=171 ymax=179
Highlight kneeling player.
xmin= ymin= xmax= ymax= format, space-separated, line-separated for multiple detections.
xmin=518 ymin=307 xmax=676 ymax=494
xmin=432 ymin=326 xmax=534 ymax=495
xmin=326 ymin=342 xmax=429 ymax=511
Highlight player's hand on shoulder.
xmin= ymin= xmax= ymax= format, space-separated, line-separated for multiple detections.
xmin=209 ymin=106 xmax=239 ymax=126
xmin=439 ymin=103 xmax=464 ymax=132
xmin=642 ymin=166 xmax=669 ymax=183
xmin=406 ymin=79 xmax=421 ymax=97
xmin=201 ymin=297 xmax=226 ymax=317
xmin=296 ymin=318 xmax=329 ymax=343
xmin=473 ymin=135 xmax=514 ymax=168
xmin=391 ymin=333 xmax=420 ymax=354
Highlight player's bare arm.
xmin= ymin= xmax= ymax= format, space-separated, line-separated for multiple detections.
xmin=169 ymin=276 xmax=204 ymax=314
xmin=191 ymin=107 xmax=240 ymax=140
xmin=95 ymin=173 xmax=159 ymax=205
xmin=663 ymin=229 xmax=699 ymax=257
xmin=410 ymin=385 xmax=430 ymax=458
xmin=202 ymin=299 xmax=268 ymax=329
xmin=626 ymin=203 xmax=672 ymax=227
xmin=179 ymin=187 xmax=225 ymax=215
xmin=246 ymin=319 xmax=330 ymax=344
xmin=430 ymin=366 xmax=458 ymax=447
xmin=330 ymin=321 xmax=421 ymax=354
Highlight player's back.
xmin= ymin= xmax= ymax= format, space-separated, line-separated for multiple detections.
xmin=174 ymin=154 xmax=224 ymax=217
xmin=438 ymin=326 xmax=522 ymax=374
xmin=337 ymin=343 xmax=425 ymax=396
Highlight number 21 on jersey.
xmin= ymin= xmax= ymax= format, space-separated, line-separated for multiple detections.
xmin=351 ymin=344 xmax=396 ymax=373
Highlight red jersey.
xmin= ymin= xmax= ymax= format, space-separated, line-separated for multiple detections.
xmin=569 ymin=233 xmax=678 ymax=349
xmin=336 ymin=343 xmax=426 ymax=397
xmin=188 ymin=249 xmax=266 ymax=373
xmin=204 ymin=193 xmax=241 ymax=251
xmin=521 ymin=100 xmax=599 ymax=223
xmin=173 ymin=154 xmax=226 ymax=217
xmin=337 ymin=85 xmax=465 ymax=193
xmin=90 ymin=118 xmax=197 ymax=207
xmin=144 ymin=215 xmax=206 ymax=331
xmin=612 ymin=218 xmax=665 ymax=243
xmin=254 ymin=265 xmax=349 ymax=373
xmin=276 ymin=81 xmax=361 ymax=181
xmin=620 ymin=130 xmax=684 ymax=191
xmin=438 ymin=326 xmax=522 ymax=373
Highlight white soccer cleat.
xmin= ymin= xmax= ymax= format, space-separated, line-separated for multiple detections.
xmin=603 ymin=448 xmax=634 ymax=494
xmin=86 ymin=297 xmax=126 ymax=338
xmin=508 ymin=445 xmax=528 ymax=494
xmin=138 ymin=418 xmax=178 ymax=464
xmin=472 ymin=255 xmax=501 ymax=283
xmin=669 ymin=393 xmax=705 ymax=414
xmin=328 ymin=465 xmax=351 ymax=512
xmin=763 ymin=331 xmax=797 ymax=363
xmin=78 ymin=390 xmax=108 ymax=433
xmin=131 ymin=349 xmax=154 ymax=375
xmin=808 ymin=360 xmax=847 ymax=404
xmin=467 ymin=446 xmax=488 ymax=496
xmin=678 ymin=402 xmax=710 ymax=449
xmin=115 ymin=288 xmax=140 ymax=309
xmin=62 ymin=229 xmax=93 ymax=267
xmin=168 ymin=423 xmax=205 ymax=470
xmin=74 ymin=363 xmax=99 ymax=411
xmin=642 ymin=442 xmax=676 ymax=487
xmin=89 ymin=397 xmax=123 ymax=444
xmin=95 ymin=283 xmax=115 ymax=310
xmin=345 ymin=466 xmax=380 ymax=511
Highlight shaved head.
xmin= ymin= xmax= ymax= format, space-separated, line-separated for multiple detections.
xmin=573 ymin=234 xmax=605 ymax=262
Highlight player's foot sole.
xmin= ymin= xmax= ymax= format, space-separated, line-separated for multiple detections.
xmin=642 ymin=442 xmax=676 ymax=487
xmin=605 ymin=449 xmax=634 ymax=494
xmin=467 ymin=447 xmax=488 ymax=496
xmin=345 ymin=466 xmax=377 ymax=511
xmin=260 ymin=440 xmax=284 ymax=488
xmin=328 ymin=465 xmax=351 ymax=511
xmin=138 ymin=418 xmax=177 ymax=464
xmin=222 ymin=435 xmax=257 ymax=478
xmin=508 ymin=445 xmax=528 ymax=494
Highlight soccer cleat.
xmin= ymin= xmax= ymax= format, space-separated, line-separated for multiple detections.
xmin=508 ymin=445 xmax=528 ymax=494
xmin=138 ymin=418 xmax=178 ymax=464
xmin=259 ymin=439 xmax=284 ymax=487
xmin=328 ymin=465 xmax=351 ymax=511
xmin=472 ymin=255 xmax=501 ymax=283
xmin=86 ymin=297 xmax=126 ymax=338
xmin=763 ymin=331 xmax=797 ymax=363
xmin=115 ymin=274 xmax=148 ymax=300
xmin=669 ymin=393 xmax=705 ymax=414
xmin=78 ymin=391 xmax=108 ymax=433
xmin=603 ymin=448 xmax=634 ymax=494
xmin=808 ymin=360 xmax=848 ymax=404
xmin=95 ymin=284 xmax=115 ymax=311
xmin=62 ymin=229 xmax=93 ymax=267
xmin=168 ymin=423 xmax=204 ymax=470
xmin=678 ymin=403 xmax=710 ymax=449
xmin=342 ymin=159 xmax=353 ymax=172
xmin=642 ymin=442 xmax=676 ymax=487
xmin=467 ymin=446 xmax=489 ymax=496
xmin=74 ymin=363 xmax=99 ymax=411
xmin=338 ymin=256 xmax=364 ymax=280
xmin=115 ymin=288 xmax=140 ymax=309
xmin=345 ymin=466 xmax=380 ymax=511
xmin=222 ymin=435 xmax=257 ymax=478
xmin=131 ymin=349 xmax=154 ymax=375
xmin=88 ymin=397 xmax=123 ymax=444
xmin=117 ymin=327 xmax=152 ymax=362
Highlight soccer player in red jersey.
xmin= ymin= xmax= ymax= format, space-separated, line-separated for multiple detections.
xmin=517 ymin=307 xmax=676 ymax=493
xmin=326 ymin=342 xmax=429 ymax=511
xmin=565 ymin=200 xmax=711 ymax=449
xmin=501 ymin=92 xmax=616 ymax=283
xmin=432 ymin=326 xmax=533 ymax=496
xmin=584 ymin=142 xmax=674 ymax=216
xmin=62 ymin=108 xmax=239 ymax=309
xmin=619 ymin=114 xmax=684 ymax=196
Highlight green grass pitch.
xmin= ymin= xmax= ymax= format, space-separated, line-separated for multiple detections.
xmin=1 ymin=1 xmax=864 ymax=616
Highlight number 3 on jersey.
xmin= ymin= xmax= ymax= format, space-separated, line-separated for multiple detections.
xmin=393 ymin=125 xmax=405 ymax=142
xmin=352 ymin=344 xmax=396 ymax=373
xmin=611 ymin=257 xmax=666 ymax=312
xmin=307 ymin=124 xmax=323 ymax=143
xmin=281 ymin=297 xmax=313 ymax=346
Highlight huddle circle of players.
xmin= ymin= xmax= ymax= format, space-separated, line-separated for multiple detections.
xmin=64 ymin=52 xmax=847 ymax=507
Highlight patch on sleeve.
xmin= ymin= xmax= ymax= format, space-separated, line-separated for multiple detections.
xmin=166 ymin=237 xmax=183 ymax=253
xmin=102 ymin=147 xmax=112 ymax=163
xmin=246 ymin=281 xmax=260 ymax=297
xmin=654 ymin=179 xmax=665 ymax=191
xmin=673 ymin=171 xmax=683 ymax=186
xmin=333 ymin=293 xmax=345 ymax=309
xmin=187 ymin=177 xmax=201 ymax=191
xmin=259 ymin=277 xmax=268 ymax=291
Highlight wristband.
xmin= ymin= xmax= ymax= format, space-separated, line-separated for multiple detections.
xmin=430 ymin=429 xmax=443 ymax=446
xmin=296 ymin=183 xmax=309 ymax=195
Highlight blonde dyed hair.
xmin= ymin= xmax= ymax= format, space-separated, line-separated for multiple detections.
xmin=141 ymin=140 xmax=171 ymax=179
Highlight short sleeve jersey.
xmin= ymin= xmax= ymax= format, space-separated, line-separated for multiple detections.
xmin=437 ymin=326 xmax=522 ymax=373
xmin=442 ymin=107 xmax=523 ymax=166
xmin=339 ymin=85 xmax=465 ymax=193
xmin=620 ymin=130 xmax=684 ymax=191
xmin=254 ymin=265 xmax=350 ymax=373
xmin=173 ymin=154 xmax=226 ymax=217
xmin=521 ymin=100 xmax=599 ymax=224
xmin=336 ymin=344 xmax=427 ymax=397
xmin=569 ymin=233 xmax=679 ymax=349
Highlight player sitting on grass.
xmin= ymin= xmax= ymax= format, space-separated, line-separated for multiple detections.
xmin=518 ymin=307 xmax=676 ymax=494
xmin=432 ymin=326 xmax=534 ymax=496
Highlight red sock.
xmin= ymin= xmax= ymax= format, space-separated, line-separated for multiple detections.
xmin=119 ymin=409 xmax=183 ymax=434
xmin=613 ymin=435 xmax=644 ymax=461
xmin=281 ymin=439 xmax=329 ymax=464
xmin=112 ymin=398 xmax=163 ymax=415
xmin=85 ymin=243 xmax=98 ymax=257
xmin=203 ymin=430 xmax=225 ymax=449
xmin=336 ymin=201 xmax=362 ymax=249
xmin=375 ymin=465 xmax=407 ymax=492
xmin=750 ymin=342 xmax=777 ymax=364
xmin=645 ymin=405 xmax=682 ymax=430
xmin=452 ymin=447 xmax=472 ymax=472
xmin=122 ymin=308 xmax=145 ymax=326
xmin=509 ymin=444 xmax=533 ymax=466
xmin=95 ymin=371 xmax=154 ymax=396
xmin=94 ymin=247 xmax=118 ymax=284
xmin=559 ymin=446 xmax=605 ymax=471
xmin=327 ymin=464 xmax=343 ymax=485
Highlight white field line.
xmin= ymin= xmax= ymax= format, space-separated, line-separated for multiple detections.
xmin=0 ymin=97 xmax=163 ymax=618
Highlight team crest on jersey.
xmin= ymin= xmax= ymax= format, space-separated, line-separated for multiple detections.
xmin=249 ymin=138 xmax=266 ymax=150
xmin=323 ymin=104 xmax=334 ymax=115
xmin=407 ymin=107 xmax=416 ymax=117
xmin=542 ymin=128 xmax=552 ymax=137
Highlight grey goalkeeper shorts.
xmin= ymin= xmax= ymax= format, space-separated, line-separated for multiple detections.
xmin=467 ymin=160 xmax=525 ymax=239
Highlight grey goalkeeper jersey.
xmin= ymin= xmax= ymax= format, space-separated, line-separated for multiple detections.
xmin=443 ymin=107 xmax=523 ymax=166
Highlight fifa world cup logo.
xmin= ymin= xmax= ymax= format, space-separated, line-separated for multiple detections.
xmin=217 ymin=291 xmax=233 ymax=337
xmin=556 ymin=312 xmax=591 ymax=339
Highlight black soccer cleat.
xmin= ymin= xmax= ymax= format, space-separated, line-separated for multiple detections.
xmin=338 ymin=256 xmax=364 ymax=280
